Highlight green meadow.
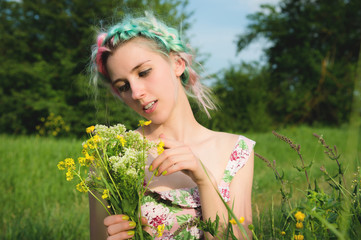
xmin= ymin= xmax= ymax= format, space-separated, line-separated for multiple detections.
xmin=1 ymin=125 xmax=360 ymax=239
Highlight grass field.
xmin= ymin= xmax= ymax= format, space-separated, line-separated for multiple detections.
xmin=1 ymin=125 xmax=360 ymax=239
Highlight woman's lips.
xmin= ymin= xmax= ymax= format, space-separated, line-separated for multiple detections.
xmin=143 ymin=100 xmax=158 ymax=114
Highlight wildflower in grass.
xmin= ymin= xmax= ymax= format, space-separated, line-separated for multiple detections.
xmin=294 ymin=211 xmax=305 ymax=222
xmin=281 ymin=231 xmax=286 ymax=236
xmin=157 ymin=141 xmax=165 ymax=155
xmin=102 ymin=189 xmax=109 ymax=199
xmin=294 ymin=234 xmax=304 ymax=240
xmin=86 ymin=126 xmax=95 ymax=133
xmin=296 ymin=221 xmax=303 ymax=229
xmin=229 ymin=219 xmax=237 ymax=225
xmin=157 ymin=224 xmax=165 ymax=237
xmin=230 ymin=217 xmax=245 ymax=225
xmin=138 ymin=120 xmax=152 ymax=126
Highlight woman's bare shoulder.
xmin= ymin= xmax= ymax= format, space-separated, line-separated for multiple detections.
xmin=208 ymin=131 xmax=240 ymax=147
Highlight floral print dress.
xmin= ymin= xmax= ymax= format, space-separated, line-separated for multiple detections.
xmin=141 ymin=135 xmax=255 ymax=239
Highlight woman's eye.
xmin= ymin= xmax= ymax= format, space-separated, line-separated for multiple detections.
xmin=139 ymin=68 xmax=151 ymax=77
xmin=116 ymin=82 xmax=130 ymax=92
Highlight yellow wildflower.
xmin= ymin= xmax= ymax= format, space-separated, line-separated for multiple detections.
xmin=57 ymin=161 xmax=65 ymax=170
xmin=294 ymin=234 xmax=304 ymax=240
xmin=117 ymin=135 xmax=126 ymax=147
xmin=296 ymin=221 xmax=303 ymax=229
xmin=85 ymin=152 xmax=95 ymax=161
xmin=87 ymin=142 xmax=95 ymax=149
xmin=138 ymin=120 xmax=152 ymax=126
xmin=294 ymin=211 xmax=306 ymax=222
xmin=66 ymin=170 xmax=73 ymax=181
xmin=76 ymin=182 xmax=88 ymax=192
xmin=92 ymin=134 xmax=101 ymax=144
xmin=102 ymin=189 xmax=109 ymax=199
xmin=157 ymin=224 xmax=165 ymax=237
xmin=78 ymin=157 xmax=86 ymax=166
xmin=157 ymin=141 xmax=165 ymax=155
xmin=83 ymin=143 xmax=88 ymax=149
xmin=281 ymin=231 xmax=286 ymax=236
xmin=239 ymin=217 xmax=245 ymax=223
xmin=64 ymin=158 xmax=75 ymax=169
xmin=229 ymin=219 xmax=237 ymax=225
xmin=86 ymin=126 xmax=95 ymax=134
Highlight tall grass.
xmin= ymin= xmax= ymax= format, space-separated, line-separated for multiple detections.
xmin=0 ymin=135 xmax=89 ymax=240
xmin=0 ymin=125 xmax=359 ymax=239
xmin=248 ymin=125 xmax=361 ymax=208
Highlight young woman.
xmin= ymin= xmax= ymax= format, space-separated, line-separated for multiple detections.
xmin=89 ymin=12 xmax=255 ymax=240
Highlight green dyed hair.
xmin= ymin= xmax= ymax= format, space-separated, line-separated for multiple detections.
xmin=90 ymin=12 xmax=215 ymax=116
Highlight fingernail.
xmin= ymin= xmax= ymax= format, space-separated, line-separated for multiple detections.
xmin=129 ymin=221 xmax=136 ymax=227
xmin=149 ymin=165 xmax=153 ymax=172
xmin=127 ymin=230 xmax=135 ymax=236
xmin=162 ymin=170 xmax=167 ymax=175
xmin=122 ymin=215 xmax=129 ymax=220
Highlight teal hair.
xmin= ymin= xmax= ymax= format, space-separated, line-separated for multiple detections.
xmin=90 ymin=12 xmax=216 ymax=117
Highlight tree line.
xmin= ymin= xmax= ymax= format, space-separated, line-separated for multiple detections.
xmin=0 ymin=0 xmax=360 ymax=137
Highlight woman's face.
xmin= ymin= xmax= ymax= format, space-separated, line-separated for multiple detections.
xmin=106 ymin=39 xmax=185 ymax=124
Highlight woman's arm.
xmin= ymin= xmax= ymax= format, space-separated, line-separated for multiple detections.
xmin=198 ymin=151 xmax=254 ymax=239
xmin=228 ymin=151 xmax=254 ymax=238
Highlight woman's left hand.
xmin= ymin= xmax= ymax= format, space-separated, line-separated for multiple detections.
xmin=149 ymin=134 xmax=212 ymax=186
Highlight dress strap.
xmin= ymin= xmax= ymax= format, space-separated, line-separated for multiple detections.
xmin=218 ymin=135 xmax=256 ymax=202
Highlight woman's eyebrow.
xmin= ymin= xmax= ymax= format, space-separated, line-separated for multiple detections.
xmin=111 ymin=60 xmax=151 ymax=85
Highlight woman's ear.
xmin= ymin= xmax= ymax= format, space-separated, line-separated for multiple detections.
xmin=171 ymin=54 xmax=186 ymax=77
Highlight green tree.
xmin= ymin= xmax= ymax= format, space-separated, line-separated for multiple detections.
xmin=0 ymin=0 xmax=192 ymax=136
xmin=198 ymin=63 xmax=272 ymax=133
xmin=236 ymin=0 xmax=361 ymax=126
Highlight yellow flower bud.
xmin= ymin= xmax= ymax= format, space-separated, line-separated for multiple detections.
xmin=296 ymin=221 xmax=303 ymax=229
xmin=157 ymin=141 xmax=165 ymax=155
xmin=294 ymin=211 xmax=306 ymax=222
xmin=229 ymin=219 xmax=237 ymax=225
xmin=86 ymin=126 xmax=95 ymax=134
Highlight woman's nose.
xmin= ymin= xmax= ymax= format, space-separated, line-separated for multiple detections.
xmin=131 ymin=81 xmax=146 ymax=100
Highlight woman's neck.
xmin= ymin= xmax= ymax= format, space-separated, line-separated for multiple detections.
xmin=145 ymin=91 xmax=208 ymax=144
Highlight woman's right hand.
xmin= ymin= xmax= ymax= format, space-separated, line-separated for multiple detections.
xmin=104 ymin=215 xmax=149 ymax=240
xmin=104 ymin=214 xmax=137 ymax=240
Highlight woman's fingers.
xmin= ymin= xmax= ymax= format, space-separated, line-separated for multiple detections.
xmin=104 ymin=214 xmax=129 ymax=226
xmin=151 ymin=147 xmax=192 ymax=174
xmin=106 ymin=230 xmax=135 ymax=240
xmin=104 ymin=215 xmax=136 ymax=239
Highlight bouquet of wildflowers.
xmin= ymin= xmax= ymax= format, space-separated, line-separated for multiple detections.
xmin=58 ymin=121 xmax=160 ymax=240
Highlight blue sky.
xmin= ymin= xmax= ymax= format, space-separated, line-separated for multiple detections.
xmin=186 ymin=0 xmax=280 ymax=74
